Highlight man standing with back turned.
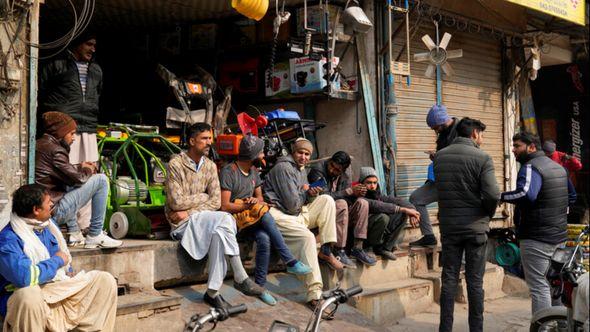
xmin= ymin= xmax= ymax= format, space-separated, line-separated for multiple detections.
xmin=434 ymin=118 xmax=499 ymax=332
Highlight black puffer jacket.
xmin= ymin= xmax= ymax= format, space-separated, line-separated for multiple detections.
xmin=39 ymin=52 xmax=102 ymax=133
xmin=434 ymin=137 xmax=500 ymax=235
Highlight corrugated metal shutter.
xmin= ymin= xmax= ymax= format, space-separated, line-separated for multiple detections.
xmin=392 ymin=23 xmax=505 ymax=221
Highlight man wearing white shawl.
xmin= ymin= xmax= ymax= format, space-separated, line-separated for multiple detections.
xmin=0 ymin=184 xmax=117 ymax=332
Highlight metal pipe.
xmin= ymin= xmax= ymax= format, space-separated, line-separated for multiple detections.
xmin=27 ymin=0 xmax=40 ymax=184
xmin=385 ymin=0 xmax=398 ymax=195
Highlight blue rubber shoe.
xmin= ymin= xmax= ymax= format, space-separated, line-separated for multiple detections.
xmin=259 ymin=291 xmax=277 ymax=306
xmin=286 ymin=261 xmax=312 ymax=275
xmin=350 ymin=248 xmax=377 ymax=266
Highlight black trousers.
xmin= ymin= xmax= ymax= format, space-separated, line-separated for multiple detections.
xmin=439 ymin=233 xmax=488 ymax=332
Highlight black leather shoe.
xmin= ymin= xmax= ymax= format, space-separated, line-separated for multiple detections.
xmin=409 ymin=235 xmax=437 ymax=247
xmin=204 ymin=293 xmax=231 ymax=310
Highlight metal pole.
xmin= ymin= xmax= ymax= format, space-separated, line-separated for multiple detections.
xmin=385 ymin=0 xmax=398 ymax=195
xmin=27 ymin=0 xmax=40 ymax=184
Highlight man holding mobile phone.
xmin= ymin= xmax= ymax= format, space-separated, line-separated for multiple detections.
xmin=308 ymin=151 xmax=376 ymax=267
xmin=409 ymin=104 xmax=460 ymax=248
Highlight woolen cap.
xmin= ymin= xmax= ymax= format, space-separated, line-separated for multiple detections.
xmin=426 ymin=104 xmax=451 ymax=128
xmin=358 ymin=166 xmax=378 ymax=183
xmin=292 ymin=138 xmax=313 ymax=154
xmin=238 ymin=134 xmax=265 ymax=160
xmin=42 ymin=111 xmax=77 ymax=139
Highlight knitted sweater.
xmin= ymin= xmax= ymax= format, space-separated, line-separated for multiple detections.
xmin=165 ymin=152 xmax=221 ymax=229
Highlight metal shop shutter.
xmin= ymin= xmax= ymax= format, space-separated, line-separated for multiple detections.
xmin=392 ymin=24 xmax=505 ymax=221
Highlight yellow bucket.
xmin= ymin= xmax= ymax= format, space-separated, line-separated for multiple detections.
xmin=231 ymin=0 xmax=269 ymax=21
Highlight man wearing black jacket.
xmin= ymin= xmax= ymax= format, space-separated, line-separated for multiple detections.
xmin=357 ymin=167 xmax=420 ymax=260
xmin=409 ymin=104 xmax=460 ymax=247
xmin=434 ymin=117 xmax=499 ymax=332
xmin=39 ymin=32 xmax=102 ymax=165
xmin=308 ymin=151 xmax=375 ymax=266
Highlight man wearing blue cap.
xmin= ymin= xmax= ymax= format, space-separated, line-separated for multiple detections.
xmin=409 ymin=104 xmax=460 ymax=247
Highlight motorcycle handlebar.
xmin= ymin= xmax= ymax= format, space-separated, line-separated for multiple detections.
xmin=227 ymin=304 xmax=247 ymax=316
xmin=344 ymin=286 xmax=363 ymax=298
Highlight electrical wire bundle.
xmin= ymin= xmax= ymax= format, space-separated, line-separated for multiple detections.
xmin=32 ymin=0 xmax=96 ymax=59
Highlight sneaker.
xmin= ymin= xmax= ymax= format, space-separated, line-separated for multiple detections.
xmin=234 ymin=278 xmax=264 ymax=297
xmin=203 ymin=292 xmax=231 ymax=310
xmin=318 ymin=251 xmax=345 ymax=271
xmin=350 ymin=248 xmax=377 ymax=266
xmin=68 ymin=231 xmax=85 ymax=247
xmin=84 ymin=231 xmax=123 ymax=249
xmin=286 ymin=261 xmax=312 ymax=275
xmin=374 ymin=247 xmax=397 ymax=261
xmin=259 ymin=291 xmax=277 ymax=306
xmin=334 ymin=250 xmax=357 ymax=269
xmin=409 ymin=235 xmax=437 ymax=248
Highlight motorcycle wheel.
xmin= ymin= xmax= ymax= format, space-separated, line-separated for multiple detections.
xmin=530 ymin=315 xmax=568 ymax=332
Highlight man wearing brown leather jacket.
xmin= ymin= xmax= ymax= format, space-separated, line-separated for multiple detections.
xmin=35 ymin=112 xmax=121 ymax=249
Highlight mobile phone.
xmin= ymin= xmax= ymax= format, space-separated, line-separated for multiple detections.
xmin=309 ymin=178 xmax=327 ymax=188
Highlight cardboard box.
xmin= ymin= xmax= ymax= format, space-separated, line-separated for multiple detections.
xmin=289 ymin=56 xmax=340 ymax=94
xmin=265 ymin=62 xmax=291 ymax=97
xmin=296 ymin=5 xmax=341 ymax=36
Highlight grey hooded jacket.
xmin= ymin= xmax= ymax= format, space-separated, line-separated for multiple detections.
xmin=263 ymin=155 xmax=309 ymax=215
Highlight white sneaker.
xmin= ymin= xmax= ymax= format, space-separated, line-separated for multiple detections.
xmin=85 ymin=231 xmax=123 ymax=249
xmin=68 ymin=231 xmax=85 ymax=247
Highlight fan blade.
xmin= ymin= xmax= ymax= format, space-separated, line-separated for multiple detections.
xmin=446 ymin=49 xmax=463 ymax=59
xmin=441 ymin=62 xmax=455 ymax=77
xmin=421 ymin=34 xmax=436 ymax=51
xmin=439 ymin=33 xmax=452 ymax=50
xmin=424 ymin=64 xmax=435 ymax=78
xmin=414 ymin=52 xmax=430 ymax=62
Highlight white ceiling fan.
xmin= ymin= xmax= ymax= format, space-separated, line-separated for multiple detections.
xmin=413 ymin=28 xmax=463 ymax=78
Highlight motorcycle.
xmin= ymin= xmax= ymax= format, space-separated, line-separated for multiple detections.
xmin=530 ymin=225 xmax=589 ymax=332
xmin=183 ymin=285 xmax=362 ymax=332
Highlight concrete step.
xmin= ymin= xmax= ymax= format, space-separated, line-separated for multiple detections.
xmin=321 ymin=251 xmax=413 ymax=289
xmin=352 ymin=278 xmax=435 ymax=325
xmin=414 ymin=263 xmax=505 ymax=304
xmin=115 ymin=292 xmax=184 ymax=332
xmin=71 ymin=240 xmax=162 ymax=291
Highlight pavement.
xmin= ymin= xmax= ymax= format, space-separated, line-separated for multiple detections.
xmin=387 ymin=296 xmax=532 ymax=332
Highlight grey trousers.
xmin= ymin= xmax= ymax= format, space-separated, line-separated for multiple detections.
xmin=520 ymin=239 xmax=562 ymax=315
xmin=409 ymin=181 xmax=437 ymax=236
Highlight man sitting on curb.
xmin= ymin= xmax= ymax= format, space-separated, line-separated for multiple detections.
xmin=263 ymin=138 xmax=343 ymax=310
xmin=165 ymin=123 xmax=263 ymax=310
xmin=219 ymin=134 xmax=312 ymax=306
xmin=357 ymin=167 xmax=421 ymax=260
xmin=35 ymin=111 xmax=121 ymax=249
xmin=0 ymin=184 xmax=117 ymax=332
xmin=308 ymin=151 xmax=375 ymax=267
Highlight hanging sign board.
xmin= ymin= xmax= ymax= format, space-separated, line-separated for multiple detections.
xmin=506 ymin=0 xmax=586 ymax=25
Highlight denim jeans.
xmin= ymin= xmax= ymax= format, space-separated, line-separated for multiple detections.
xmin=409 ymin=181 xmax=437 ymax=236
xmin=520 ymin=239 xmax=562 ymax=315
xmin=52 ymin=174 xmax=109 ymax=237
xmin=439 ymin=233 xmax=488 ymax=332
xmin=243 ymin=212 xmax=296 ymax=287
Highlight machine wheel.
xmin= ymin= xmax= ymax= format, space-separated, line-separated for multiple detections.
xmin=109 ymin=212 xmax=129 ymax=239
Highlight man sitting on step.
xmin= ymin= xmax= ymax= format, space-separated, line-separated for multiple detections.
xmin=165 ymin=122 xmax=264 ymax=310
xmin=263 ymin=138 xmax=343 ymax=311
xmin=35 ymin=111 xmax=122 ymax=249
xmin=357 ymin=167 xmax=421 ymax=260
xmin=0 ymin=184 xmax=117 ymax=332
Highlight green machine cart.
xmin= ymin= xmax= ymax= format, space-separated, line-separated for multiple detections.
xmin=98 ymin=123 xmax=181 ymax=239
